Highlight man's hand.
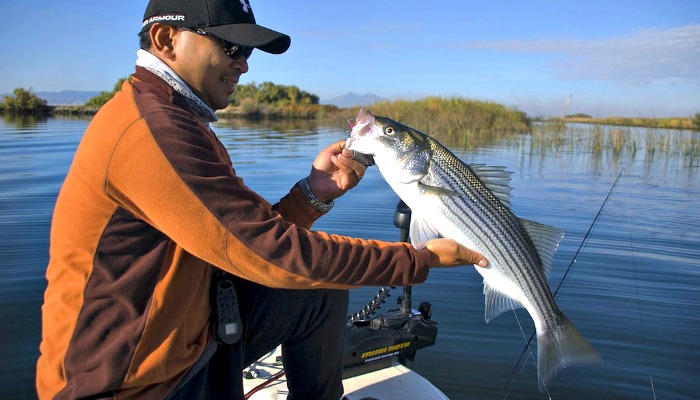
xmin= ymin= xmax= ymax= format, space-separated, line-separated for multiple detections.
xmin=307 ymin=140 xmax=367 ymax=202
xmin=425 ymin=238 xmax=489 ymax=268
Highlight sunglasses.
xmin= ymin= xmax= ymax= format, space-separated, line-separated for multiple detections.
xmin=183 ymin=28 xmax=254 ymax=60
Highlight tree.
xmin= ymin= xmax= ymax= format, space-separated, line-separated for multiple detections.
xmin=85 ymin=77 xmax=129 ymax=108
xmin=1 ymin=88 xmax=48 ymax=113
xmin=229 ymin=81 xmax=319 ymax=106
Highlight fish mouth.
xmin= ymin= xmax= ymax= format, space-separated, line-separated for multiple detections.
xmin=352 ymin=108 xmax=375 ymax=135
xmin=346 ymin=108 xmax=376 ymax=148
xmin=347 ymin=108 xmax=375 ymax=133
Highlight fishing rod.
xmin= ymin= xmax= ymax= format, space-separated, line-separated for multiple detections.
xmin=496 ymin=165 xmax=627 ymax=399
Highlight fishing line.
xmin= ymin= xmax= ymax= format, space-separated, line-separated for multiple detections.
xmin=627 ymin=199 xmax=657 ymax=400
xmin=496 ymin=165 xmax=627 ymax=399
xmin=512 ymin=311 xmax=552 ymax=400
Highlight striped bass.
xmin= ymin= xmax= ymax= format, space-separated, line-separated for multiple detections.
xmin=345 ymin=109 xmax=601 ymax=389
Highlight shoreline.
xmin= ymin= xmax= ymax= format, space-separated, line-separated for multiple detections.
xmin=552 ymin=116 xmax=699 ymax=131
xmin=3 ymin=106 xmax=698 ymax=132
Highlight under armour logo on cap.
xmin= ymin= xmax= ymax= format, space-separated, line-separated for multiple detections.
xmin=140 ymin=0 xmax=290 ymax=54
xmin=239 ymin=0 xmax=251 ymax=13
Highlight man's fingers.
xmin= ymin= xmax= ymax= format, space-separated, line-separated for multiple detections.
xmin=459 ymin=245 xmax=489 ymax=268
xmin=425 ymin=238 xmax=488 ymax=268
xmin=336 ymin=151 xmax=366 ymax=181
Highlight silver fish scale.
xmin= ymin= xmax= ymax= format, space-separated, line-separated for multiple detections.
xmin=425 ymin=137 xmax=561 ymax=323
xmin=350 ymin=112 xmax=600 ymax=386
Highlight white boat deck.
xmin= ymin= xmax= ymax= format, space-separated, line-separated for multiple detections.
xmin=242 ymin=347 xmax=449 ymax=400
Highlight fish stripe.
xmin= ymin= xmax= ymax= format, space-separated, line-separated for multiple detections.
xmin=426 ymin=138 xmax=560 ymax=323
xmin=346 ymin=111 xmax=600 ymax=387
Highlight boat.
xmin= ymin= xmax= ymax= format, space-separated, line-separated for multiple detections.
xmin=242 ymin=340 xmax=449 ymax=400
xmin=242 ymin=202 xmax=450 ymax=400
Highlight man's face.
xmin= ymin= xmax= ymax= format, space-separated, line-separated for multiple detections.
xmin=170 ymin=28 xmax=249 ymax=111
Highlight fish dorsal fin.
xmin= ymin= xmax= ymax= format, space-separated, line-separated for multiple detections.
xmin=409 ymin=213 xmax=441 ymax=249
xmin=469 ymin=164 xmax=513 ymax=207
xmin=519 ymin=218 xmax=565 ymax=278
xmin=484 ymin=281 xmax=524 ymax=323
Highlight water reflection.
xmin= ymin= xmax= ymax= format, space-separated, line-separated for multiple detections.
xmin=1 ymin=113 xmax=49 ymax=130
xmin=521 ymin=123 xmax=700 ymax=186
xmin=0 ymin=117 xmax=699 ymax=399
xmin=215 ymin=116 xmax=322 ymax=133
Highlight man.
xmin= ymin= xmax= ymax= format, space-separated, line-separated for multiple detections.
xmin=36 ymin=0 xmax=488 ymax=399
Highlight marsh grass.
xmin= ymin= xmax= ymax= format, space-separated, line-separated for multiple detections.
xmin=534 ymin=122 xmax=700 ymax=167
xmin=560 ymin=116 xmax=699 ymax=131
xmin=217 ymin=99 xmax=338 ymax=120
xmin=321 ymin=96 xmax=531 ymax=148
xmin=37 ymin=96 xmax=700 ymax=166
xmin=320 ymin=98 xmax=698 ymax=166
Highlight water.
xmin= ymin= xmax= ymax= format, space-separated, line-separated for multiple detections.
xmin=1 ymin=115 xmax=699 ymax=399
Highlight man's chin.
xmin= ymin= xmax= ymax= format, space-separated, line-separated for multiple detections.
xmin=211 ymin=99 xmax=230 ymax=112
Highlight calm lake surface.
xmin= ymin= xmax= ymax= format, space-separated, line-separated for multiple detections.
xmin=1 ymin=115 xmax=698 ymax=399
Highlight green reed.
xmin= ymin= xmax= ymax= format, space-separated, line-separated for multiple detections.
xmin=318 ymin=97 xmax=698 ymax=165
xmin=534 ymin=122 xmax=700 ymax=167
xmin=560 ymin=115 xmax=699 ymax=131
xmin=320 ymin=96 xmax=531 ymax=149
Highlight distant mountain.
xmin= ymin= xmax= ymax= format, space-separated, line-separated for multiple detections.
xmin=34 ymin=90 xmax=100 ymax=106
xmin=3 ymin=89 xmax=386 ymax=108
xmin=321 ymin=92 xmax=388 ymax=108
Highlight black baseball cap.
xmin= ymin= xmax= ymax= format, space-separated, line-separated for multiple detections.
xmin=140 ymin=0 xmax=291 ymax=54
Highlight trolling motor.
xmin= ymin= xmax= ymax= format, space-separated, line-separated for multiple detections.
xmin=342 ymin=201 xmax=438 ymax=378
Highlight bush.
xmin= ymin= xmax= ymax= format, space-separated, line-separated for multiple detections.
xmin=85 ymin=77 xmax=129 ymax=108
xmin=1 ymin=88 xmax=48 ymax=113
xmin=230 ymin=81 xmax=319 ymax=107
xmin=347 ymin=97 xmax=530 ymax=140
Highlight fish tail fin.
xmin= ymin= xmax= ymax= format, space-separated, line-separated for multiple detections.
xmin=537 ymin=314 xmax=602 ymax=391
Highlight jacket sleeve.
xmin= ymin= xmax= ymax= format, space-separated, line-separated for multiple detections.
xmin=272 ymin=182 xmax=324 ymax=230
xmin=104 ymin=108 xmax=431 ymax=289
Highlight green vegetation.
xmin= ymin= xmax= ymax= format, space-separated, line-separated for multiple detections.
xmin=50 ymin=105 xmax=100 ymax=116
xmin=230 ymin=81 xmax=319 ymax=106
xmin=5 ymin=76 xmax=698 ymax=152
xmin=51 ymin=78 xmax=129 ymax=116
xmin=358 ymin=97 xmax=529 ymax=132
xmin=85 ymin=78 xmax=129 ymax=108
xmin=532 ymin=122 xmax=700 ymax=167
xmin=326 ymin=97 xmax=531 ymax=148
xmin=1 ymin=88 xmax=49 ymax=114
xmin=218 ymin=81 xmax=338 ymax=119
xmin=560 ymin=115 xmax=698 ymax=130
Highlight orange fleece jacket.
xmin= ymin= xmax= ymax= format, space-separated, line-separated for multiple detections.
xmin=36 ymin=68 xmax=431 ymax=399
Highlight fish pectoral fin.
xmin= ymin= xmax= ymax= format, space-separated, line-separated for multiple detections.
xmin=397 ymin=151 xmax=430 ymax=183
xmin=409 ymin=213 xmax=441 ymax=249
xmin=519 ymin=218 xmax=565 ymax=278
xmin=398 ymin=173 xmax=426 ymax=185
xmin=483 ymin=282 xmax=525 ymax=323
xmin=417 ymin=181 xmax=464 ymax=197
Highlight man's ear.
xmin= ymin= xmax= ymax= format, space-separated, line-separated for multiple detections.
xmin=149 ymin=23 xmax=177 ymax=60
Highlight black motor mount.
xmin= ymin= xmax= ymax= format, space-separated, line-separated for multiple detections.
xmin=343 ymin=201 xmax=437 ymax=378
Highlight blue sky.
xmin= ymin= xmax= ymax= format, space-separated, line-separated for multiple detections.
xmin=1 ymin=0 xmax=698 ymax=117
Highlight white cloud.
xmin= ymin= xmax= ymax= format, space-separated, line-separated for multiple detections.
xmin=454 ymin=24 xmax=700 ymax=85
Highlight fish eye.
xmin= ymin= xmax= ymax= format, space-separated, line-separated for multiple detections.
xmin=385 ymin=126 xmax=395 ymax=135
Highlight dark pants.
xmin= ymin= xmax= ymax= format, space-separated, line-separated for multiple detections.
xmin=168 ymin=277 xmax=349 ymax=400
